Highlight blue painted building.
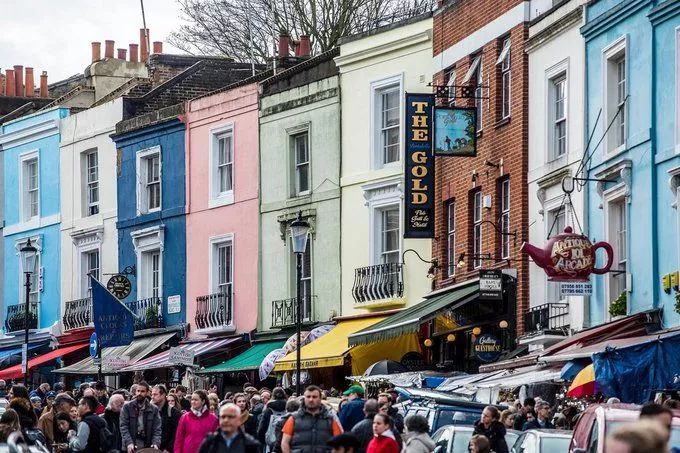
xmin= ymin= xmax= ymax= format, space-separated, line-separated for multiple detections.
xmin=0 ymin=107 xmax=69 ymax=333
xmin=582 ymin=0 xmax=680 ymax=328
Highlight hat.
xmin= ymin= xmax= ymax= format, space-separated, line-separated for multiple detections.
xmin=327 ymin=433 xmax=360 ymax=449
xmin=342 ymin=385 xmax=364 ymax=396
xmin=46 ymin=391 xmax=56 ymax=399
xmin=30 ymin=396 xmax=41 ymax=403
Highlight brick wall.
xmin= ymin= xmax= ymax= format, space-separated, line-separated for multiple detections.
xmin=432 ymin=8 xmax=530 ymax=335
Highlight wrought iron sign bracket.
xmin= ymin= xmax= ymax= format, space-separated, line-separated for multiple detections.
xmin=562 ymin=175 xmax=617 ymax=194
xmin=480 ymin=220 xmax=517 ymax=247
xmin=402 ymin=249 xmax=439 ymax=278
xmin=428 ymin=83 xmax=490 ymax=100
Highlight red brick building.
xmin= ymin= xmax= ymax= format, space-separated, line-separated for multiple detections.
xmin=429 ymin=0 xmax=534 ymax=371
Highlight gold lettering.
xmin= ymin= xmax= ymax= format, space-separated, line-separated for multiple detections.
xmin=413 ymin=179 xmax=428 ymax=191
xmin=412 ymin=193 xmax=427 ymax=204
xmin=412 ymin=115 xmax=428 ymax=128
xmin=412 ymin=101 xmax=428 ymax=113
xmin=412 ymin=151 xmax=427 ymax=164
xmin=412 ymin=166 xmax=427 ymax=178
xmin=412 ymin=129 xmax=428 ymax=141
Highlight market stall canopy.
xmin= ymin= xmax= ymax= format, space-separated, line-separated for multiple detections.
xmin=198 ymin=340 xmax=286 ymax=374
xmin=0 ymin=342 xmax=89 ymax=380
xmin=54 ymin=333 xmax=174 ymax=375
xmin=348 ymin=281 xmax=479 ymax=347
xmin=473 ymin=365 xmax=563 ymax=389
xmin=436 ymin=370 xmax=508 ymax=391
xmin=0 ymin=343 xmax=45 ymax=364
xmin=119 ymin=337 xmax=238 ymax=371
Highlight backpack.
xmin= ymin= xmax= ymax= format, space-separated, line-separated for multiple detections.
xmin=266 ymin=409 xmax=286 ymax=447
xmin=84 ymin=415 xmax=114 ymax=452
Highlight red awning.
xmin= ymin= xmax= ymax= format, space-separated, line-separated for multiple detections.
xmin=0 ymin=342 xmax=88 ymax=380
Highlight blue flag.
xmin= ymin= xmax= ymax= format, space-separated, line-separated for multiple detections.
xmin=91 ymin=276 xmax=135 ymax=348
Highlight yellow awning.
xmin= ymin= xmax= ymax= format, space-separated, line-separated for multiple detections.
xmin=274 ymin=316 xmax=387 ymax=371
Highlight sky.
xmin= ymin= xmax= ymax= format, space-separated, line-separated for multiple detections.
xmin=0 ymin=0 xmax=186 ymax=84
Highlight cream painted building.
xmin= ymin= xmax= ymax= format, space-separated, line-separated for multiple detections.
xmin=336 ymin=15 xmax=434 ymax=316
xmin=59 ymin=98 xmax=122 ymax=332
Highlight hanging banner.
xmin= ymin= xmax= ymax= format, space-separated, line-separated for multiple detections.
xmin=404 ymin=93 xmax=435 ymax=238
xmin=434 ymin=107 xmax=477 ymax=157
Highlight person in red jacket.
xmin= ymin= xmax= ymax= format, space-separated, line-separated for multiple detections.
xmin=366 ymin=413 xmax=399 ymax=453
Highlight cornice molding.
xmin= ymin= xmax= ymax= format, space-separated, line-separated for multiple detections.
xmin=335 ymin=30 xmax=431 ymax=68
xmin=581 ymin=0 xmax=651 ymax=40
xmin=648 ymin=0 xmax=680 ymax=25
xmin=0 ymin=119 xmax=60 ymax=149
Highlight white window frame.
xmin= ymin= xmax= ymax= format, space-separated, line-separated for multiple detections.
xmin=603 ymin=185 xmax=628 ymax=320
xmin=209 ymin=124 xmax=235 ymax=208
xmin=71 ymin=229 xmax=103 ymax=300
xmin=131 ymin=225 xmax=164 ymax=300
xmin=447 ymin=201 xmax=456 ymax=277
xmin=364 ymin=180 xmax=402 ymax=266
xmin=82 ymin=249 xmax=100 ymax=298
xmin=84 ymin=149 xmax=99 ymax=216
xmin=292 ymin=130 xmax=311 ymax=197
xmin=472 ymin=190 xmax=483 ymax=269
xmin=544 ymin=200 xmax=566 ymax=303
xmin=498 ymin=38 xmax=511 ymax=119
xmin=370 ymin=74 xmax=403 ymax=170
xmin=209 ymin=233 xmax=234 ymax=295
xmin=135 ymin=146 xmax=162 ymax=215
xmin=602 ymin=35 xmax=628 ymax=158
xmin=472 ymin=55 xmax=484 ymax=131
xmin=545 ymin=59 xmax=569 ymax=162
xmin=500 ymin=179 xmax=510 ymax=259
xmin=19 ymin=150 xmax=39 ymax=223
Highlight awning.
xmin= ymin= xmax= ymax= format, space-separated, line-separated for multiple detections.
xmin=275 ymin=316 xmax=387 ymax=371
xmin=348 ymin=281 xmax=479 ymax=347
xmin=474 ymin=365 xmax=563 ymax=389
xmin=0 ymin=342 xmax=89 ymax=380
xmin=54 ymin=333 xmax=175 ymax=375
xmin=436 ymin=370 xmax=508 ymax=391
xmin=119 ymin=337 xmax=239 ymax=371
xmin=198 ymin=340 xmax=286 ymax=374
xmin=0 ymin=343 xmax=45 ymax=364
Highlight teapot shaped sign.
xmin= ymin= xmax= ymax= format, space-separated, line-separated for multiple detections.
xmin=521 ymin=226 xmax=613 ymax=281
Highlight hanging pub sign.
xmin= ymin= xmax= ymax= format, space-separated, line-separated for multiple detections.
xmin=474 ymin=333 xmax=503 ymax=363
xmin=404 ymin=93 xmax=435 ymax=238
xmin=479 ymin=269 xmax=503 ymax=300
xmin=433 ymin=107 xmax=477 ymax=157
xmin=521 ymin=226 xmax=614 ymax=282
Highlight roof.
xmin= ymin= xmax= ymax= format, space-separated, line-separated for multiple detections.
xmin=260 ymin=48 xmax=339 ymax=93
xmin=198 ymin=340 xmax=286 ymax=374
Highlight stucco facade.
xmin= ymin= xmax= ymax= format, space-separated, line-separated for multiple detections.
xmin=259 ymin=52 xmax=341 ymax=331
xmin=59 ymin=98 xmax=122 ymax=331
xmin=336 ymin=17 xmax=434 ymax=316
xmin=184 ymin=83 xmax=261 ymax=336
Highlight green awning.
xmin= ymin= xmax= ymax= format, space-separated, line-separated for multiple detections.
xmin=348 ymin=280 xmax=480 ymax=347
xmin=197 ymin=340 xmax=286 ymax=374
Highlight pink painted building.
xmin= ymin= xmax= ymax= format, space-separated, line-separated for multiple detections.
xmin=184 ymin=80 xmax=263 ymax=337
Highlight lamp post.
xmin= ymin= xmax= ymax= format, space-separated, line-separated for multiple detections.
xmin=289 ymin=212 xmax=310 ymax=396
xmin=20 ymin=238 xmax=38 ymax=387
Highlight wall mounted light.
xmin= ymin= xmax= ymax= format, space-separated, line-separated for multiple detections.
xmin=446 ymin=334 xmax=456 ymax=343
xmin=472 ymin=327 xmax=482 ymax=336
xmin=423 ymin=338 xmax=433 ymax=348
xmin=499 ymin=320 xmax=509 ymax=329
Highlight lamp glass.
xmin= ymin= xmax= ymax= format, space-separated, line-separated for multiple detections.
xmin=423 ymin=338 xmax=433 ymax=347
xmin=472 ymin=327 xmax=482 ymax=336
xmin=446 ymin=333 xmax=456 ymax=342
xmin=20 ymin=239 xmax=38 ymax=275
xmin=289 ymin=217 xmax=310 ymax=254
xmin=499 ymin=320 xmax=509 ymax=329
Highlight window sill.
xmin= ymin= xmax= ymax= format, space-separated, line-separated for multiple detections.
xmin=209 ymin=192 xmax=235 ymax=209
xmin=494 ymin=117 xmax=511 ymax=129
xmin=602 ymin=143 xmax=627 ymax=163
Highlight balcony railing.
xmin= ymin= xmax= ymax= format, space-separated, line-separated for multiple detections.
xmin=352 ymin=263 xmax=404 ymax=304
xmin=126 ymin=297 xmax=165 ymax=330
xmin=524 ymin=303 xmax=570 ymax=334
xmin=63 ymin=297 xmax=92 ymax=331
xmin=195 ymin=292 xmax=233 ymax=331
xmin=271 ymin=296 xmax=316 ymax=329
xmin=5 ymin=303 xmax=38 ymax=333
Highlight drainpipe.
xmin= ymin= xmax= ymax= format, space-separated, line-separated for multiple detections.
xmin=581 ymin=4 xmax=591 ymax=329
xmin=650 ymin=15 xmax=660 ymax=323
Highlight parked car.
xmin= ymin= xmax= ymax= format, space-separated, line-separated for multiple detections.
xmin=402 ymin=399 xmax=499 ymax=434
xmin=510 ymin=429 xmax=572 ymax=452
xmin=432 ymin=425 xmax=520 ymax=453
xmin=569 ymin=403 xmax=680 ymax=452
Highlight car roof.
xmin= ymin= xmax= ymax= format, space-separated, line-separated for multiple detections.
xmin=528 ymin=429 xmax=573 ymax=437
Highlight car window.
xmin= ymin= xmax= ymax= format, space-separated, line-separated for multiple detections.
xmin=541 ymin=436 xmax=571 ymax=451
xmin=451 ymin=430 xmax=473 ymax=453
xmin=505 ymin=431 xmax=519 ymax=450
xmin=588 ymin=419 xmax=599 ymax=453
xmin=433 ymin=427 xmax=452 ymax=453
xmin=670 ymin=425 xmax=680 ymax=449
xmin=510 ymin=433 xmax=525 ymax=453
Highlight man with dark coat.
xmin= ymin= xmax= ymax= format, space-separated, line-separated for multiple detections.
xmin=152 ymin=384 xmax=181 ymax=452
xmin=513 ymin=397 xmax=535 ymax=431
xmin=120 ymin=381 xmax=162 ymax=452
xmin=256 ymin=387 xmax=287 ymax=445
xmin=68 ymin=395 xmax=108 ymax=452
xmin=174 ymin=385 xmax=191 ymax=412
xmin=38 ymin=392 xmax=75 ymax=449
xmin=199 ymin=403 xmax=261 ymax=453
xmin=473 ymin=406 xmax=508 ymax=453
xmin=102 ymin=394 xmax=125 ymax=453
xmin=338 ymin=385 xmax=365 ymax=431
xmin=522 ymin=401 xmax=554 ymax=430
xmin=350 ymin=399 xmax=379 ymax=453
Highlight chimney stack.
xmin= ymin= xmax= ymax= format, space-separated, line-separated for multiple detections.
xmin=152 ymin=41 xmax=163 ymax=54
xmin=278 ymin=34 xmax=290 ymax=57
xmin=297 ymin=35 xmax=311 ymax=57
xmin=5 ymin=69 xmax=15 ymax=96
xmin=105 ymin=40 xmax=115 ymax=58
xmin=24 ymin=67 xmax=34 ymax=97
xmin=13 ymin=65 xmax=24 ymax=97
xmin=129 ymin=43 xmax=139 ymax=62
xmin=117 ymin=48 xmax=127 ymax=60
xmin=92 ymin=42 xmax=101 ymax=62
xmin=40 ymin=71 xmax=48 ymax=97
xmin=139 ymin=28 xmax=150 ymax=61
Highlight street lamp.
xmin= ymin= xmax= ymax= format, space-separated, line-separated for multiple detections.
xmin=20 ymin=238 xmax=38 ymax=387
xmin=289 ymin=212 xmax=310 ymax=395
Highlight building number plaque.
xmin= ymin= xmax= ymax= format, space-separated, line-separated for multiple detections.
xmin=107 ymin=274 xmax=132 ymax=300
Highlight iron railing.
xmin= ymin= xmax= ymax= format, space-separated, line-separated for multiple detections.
xmin=352 ymin=263 xmax=404 ymax=303
xmin=524 ymin=303 xmax=570 ymax=334
xmin=5 ymin=303 xmax=38 ymax=333
xmin=271 ymin=296 xmax=316 ymax=328
xmin=63 ymin=297 xmax=92 ymax=331
xmin=195 ymin=292 xmax=233 ymax=330
xmin=126 ymin=297 xmax=164 ymax=330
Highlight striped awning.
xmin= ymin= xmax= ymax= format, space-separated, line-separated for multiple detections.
xmin=119 ymin=337 xmax=238 ymax=371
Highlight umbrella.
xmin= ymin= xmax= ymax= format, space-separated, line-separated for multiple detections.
xmin=283 ymin=331 xmax=311 ymax=353
xmin=560 ymin=360 xmax=588 ymax=382
xmin=567 ymin=364 xmax=598 ymax=397
xmin=259 ymin=348 xmax=288 ymax=381
xmin=308 ymin=324 xmax=334 ymax=341
xmin=363 ymin=360 xmax=408 ymax=376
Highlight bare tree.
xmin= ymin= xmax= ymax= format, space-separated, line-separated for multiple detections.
xmin=169 ymin=0 xmax=433 ymax=62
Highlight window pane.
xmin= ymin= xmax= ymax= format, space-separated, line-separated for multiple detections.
xmin=295 ymin=133 xmax=310 ymax=194
xmin=217 ymin=243 xmax=232 ymax=294
xmin=151 ymin=252 xmax=160 ymax=298
xmin=382 ymin=90 xmax=399 ymax=128
xmin=383 ymin=128 xmax=400 ymax=163
xmin=381 ymin=208 xmax=400 ymax=263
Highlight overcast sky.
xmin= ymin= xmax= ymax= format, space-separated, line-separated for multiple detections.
xmin=0 ymin=0 xmax=186 ymax=84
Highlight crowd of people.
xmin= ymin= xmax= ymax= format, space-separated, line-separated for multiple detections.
xmin=0 ymin=378 xmax=677 ymax=452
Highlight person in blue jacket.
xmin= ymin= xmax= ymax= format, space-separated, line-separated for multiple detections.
xmin=338 ymin=385 xmax=366 ymax=431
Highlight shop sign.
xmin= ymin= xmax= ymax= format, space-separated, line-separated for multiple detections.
xmin=168 ymin=295 xmax=181 ymax=314
xmin=521 ymin=226 xmax=613 ymax=282
xmin=400 ymin=351 xmax=425 ymax=371
xmin=404 ymin=93 xmax=435 ymax=239
xmin=561 ymin=282 xmax=593 ymax=296
xmin=474 ymin=334 xmax=503 ymax=363
xmin=479 ymin=270 xmax=503 ymax=300
xmin=433 ymin=107 xmax=477 ymax=156
xmin=107 ymin=274 xmax=132 ymax=300
xmin=102 ymin=355 xmax=130 ymax=370
xmin=169 ymin=347 xmax=195 ymax=367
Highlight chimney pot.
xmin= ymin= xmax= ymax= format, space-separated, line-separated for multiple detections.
xmin=104 ymin=40 xmax=115 ymax=58
xmin=152 ymin=41 xmax=163 ymax=54
xmin=129 ymin=43 xmax=139 ymax=62
xmin=13 ymin=65 xmax=24 ymax=97
xmin=5 ymin=69 xmax=16 ymax=97
xmin=117 ymin=48 xmax=127 ymax=59
xmin=278 ymin=34 xmax=290 ymax=58
xmin=298 ymin=35 xmax=311 ymax=58
xmin=92 ymin=42 xmax=102 ymax=62
xmin=40 ymin=71 xmax=48 ymax=98
xmin=139 ymin=28 xmax=150 ymax=61
xmin=24 ymin=67 xmax=34 ymax=97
